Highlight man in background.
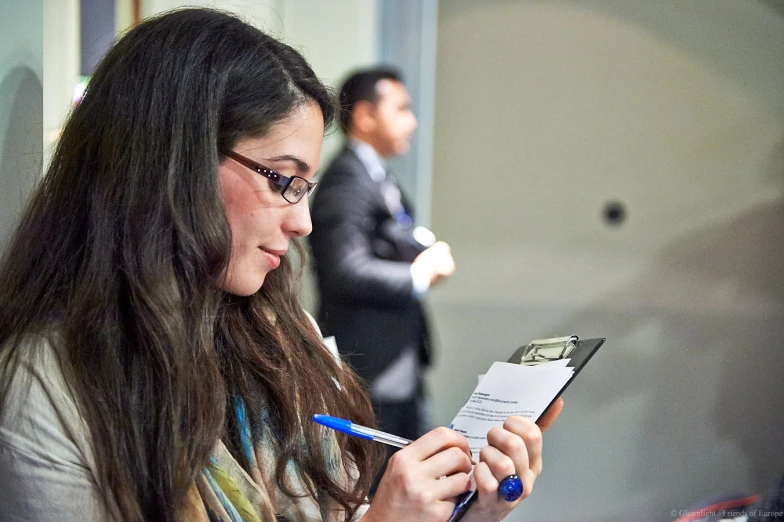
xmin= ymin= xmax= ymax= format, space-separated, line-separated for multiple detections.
xmin=308 ymin=67 xmax=455 ymax=477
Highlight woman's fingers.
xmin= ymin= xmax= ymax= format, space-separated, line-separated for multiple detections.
xmin=429 ymin=471 xmax=473 ymax=500
xmin=478 ymin=444 xmax=517 ymax=483
xmin=378 ymin=427 xmax=474 ymax=500
xmin=419 ymin=444 xmax=473 ymax=479
xmin=468 ymin=461 xmax=531 ymax=522
xmin=482 ymin=417 xmax=541 ymax=480
xmin=384 ymin=450 xmax=473 ymax=499
xmin=399 ymin=426 xmax=472 ymax=467
xmin=472 ymin=461 xmax=500 ymax=498
xmin=469 ymin=416 xmax=545 ymax=518
xmin=371 ymin=414 xmax=555 ymax=522
xmin=536 ymin=397 xmax=564 ymax=433
xmin=369 ymin=417 xmax=551 ymax=522
xmin=500 ymin=415 xmax=543 ymax=475
xmin=366 ymin=428 xmax=476 ymax=522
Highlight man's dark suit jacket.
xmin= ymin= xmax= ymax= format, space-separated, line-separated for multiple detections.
xmin=308 ymin=146 xmax=432 ymax=391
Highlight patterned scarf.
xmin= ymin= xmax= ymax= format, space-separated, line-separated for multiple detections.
xmin=179 ymin=399 xmax=367 ymax=522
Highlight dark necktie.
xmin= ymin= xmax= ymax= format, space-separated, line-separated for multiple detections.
xmin=379 ymin=175 xmax=412 ymax=228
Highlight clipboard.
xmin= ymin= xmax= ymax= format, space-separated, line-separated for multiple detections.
xmin=449 ymin=335 xmax=605 ymax=522
xmin=506 ymin=335 xmax=605 ymax=422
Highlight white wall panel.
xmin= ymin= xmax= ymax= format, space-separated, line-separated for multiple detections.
xmin=0 ymin=0 xmax=43 ymax=248
xmin=43 ymin=0 xmax=79 ymax=168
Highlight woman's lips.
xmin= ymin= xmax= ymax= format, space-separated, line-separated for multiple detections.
xmin=260 ymin=248 xmax=282 ymax=269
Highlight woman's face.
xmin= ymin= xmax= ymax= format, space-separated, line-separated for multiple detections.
xmin=218 ymin=102 xmax=324 ymax=296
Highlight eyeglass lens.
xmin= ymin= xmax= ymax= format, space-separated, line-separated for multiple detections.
xmin=283 ymin=177 xmax=311 ymax=203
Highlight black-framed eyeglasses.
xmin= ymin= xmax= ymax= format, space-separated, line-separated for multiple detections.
xmin=221 ymin=149 xmax=317 ymax=204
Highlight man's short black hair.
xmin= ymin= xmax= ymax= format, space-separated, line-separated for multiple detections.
xmin=337 ymin=66 xmax=403 ymax=133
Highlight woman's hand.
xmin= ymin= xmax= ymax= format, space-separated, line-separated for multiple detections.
xmin=362 ymin=426 xmax=474 ymax=522
xmin=461 ymin=397 xmax=564 ymax=522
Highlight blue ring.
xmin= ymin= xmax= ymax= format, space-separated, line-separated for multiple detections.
xmin=498 ymin=474 xmax=524 ymax=502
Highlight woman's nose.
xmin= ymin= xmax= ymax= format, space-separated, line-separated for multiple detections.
xmin=284 ymin=197 xmax=313 ymax=237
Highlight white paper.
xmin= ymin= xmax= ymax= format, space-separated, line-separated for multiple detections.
xmin=477 ymin=358 xmax=572 ymax=384
xmin=449 ymin=362 xmax=574 ymax=455
xmin=322 ymin=336 xmax=339 ymax=360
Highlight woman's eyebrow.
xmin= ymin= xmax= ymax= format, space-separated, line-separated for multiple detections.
xmin=265 ymin=154 xmax=311 ymax=173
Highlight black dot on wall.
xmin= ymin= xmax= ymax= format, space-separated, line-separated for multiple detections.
xmin=603 ymin=200 xmax=626 ymax=226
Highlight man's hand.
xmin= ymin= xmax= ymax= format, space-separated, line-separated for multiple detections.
xmin=412 ymin=241 xmax=455 ymax=287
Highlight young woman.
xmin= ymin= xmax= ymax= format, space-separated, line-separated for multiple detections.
xmin=0 ymin=8 xmax=561 ymax=522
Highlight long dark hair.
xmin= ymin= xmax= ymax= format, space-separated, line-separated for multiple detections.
xmin=0 ymin=8 xmax=382 ymax=521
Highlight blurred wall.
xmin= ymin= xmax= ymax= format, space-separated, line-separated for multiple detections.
xmin=43 ymin=0 xmax=79 ymax=168
xmin=428 ymin=1 xmax=784 ymax=520
xmin=0 ymin=0 xmax=43 ymax=249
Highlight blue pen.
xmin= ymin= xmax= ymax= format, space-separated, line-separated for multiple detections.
xmin=312 ymin=414 xmax=412 ymax=449
xmin=312 ymin=414 xmax=477 ymax=465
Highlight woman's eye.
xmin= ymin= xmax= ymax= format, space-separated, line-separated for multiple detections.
xmin=267 ymin=179 xmax=284 ymax=192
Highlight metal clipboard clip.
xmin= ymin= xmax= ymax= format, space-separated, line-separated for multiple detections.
xmin=519 ymin=335 xmax=579 ymax=366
